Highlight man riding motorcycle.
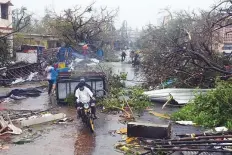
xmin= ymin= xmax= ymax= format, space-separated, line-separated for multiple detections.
xmin=74 ymin=78 xmax=92 ymax=93
xmin=75 ymin=81 xmax=97 ymax=119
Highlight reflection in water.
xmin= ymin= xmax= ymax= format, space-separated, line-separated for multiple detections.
xmin=75 ymin=126 xmax=96 ymax=155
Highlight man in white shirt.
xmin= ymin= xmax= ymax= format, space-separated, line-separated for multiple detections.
xmin=75 ymin=82 xmax=97 ymax=119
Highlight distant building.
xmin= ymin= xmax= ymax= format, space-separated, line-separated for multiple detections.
xmin=0 ymin=0 xmax=13 ymax=53
xmin=220 ymin=26 xmax=232 ymax=54
xmin=14 ymin=33 xmax=60 ymax=49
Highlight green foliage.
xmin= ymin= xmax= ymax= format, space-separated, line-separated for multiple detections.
xmin=120 ymin=72 xmax=128 ymax=80
xmin=108 ymin=73 xmax=127 ymax=89
xmin=172 ymin=80 xmax=232 ymax=129
xmin=65 ymin=93 xmax=76 ymax=107
xmin=99 ymin=86 xmax=151 ymax=112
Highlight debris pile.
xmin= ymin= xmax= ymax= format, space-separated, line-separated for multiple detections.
xmin=0 ymin=109 xmax=73 ymax=149
xmin=114 ymin=122 xmax=232 ymax=155
xmin=0 ymin=115 xmax=22 ymax=136
xmin=143 ymin=131 xmax=232 ymax=154
xmin=0 ymin=62 xmax=43 ymax=86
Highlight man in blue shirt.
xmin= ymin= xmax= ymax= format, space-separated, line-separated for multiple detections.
xmin=45 ymin=61 xmax=58 ymax=95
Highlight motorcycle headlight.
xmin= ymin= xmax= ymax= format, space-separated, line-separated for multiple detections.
xmin=84 ymin=103 xmax=89 ymax=109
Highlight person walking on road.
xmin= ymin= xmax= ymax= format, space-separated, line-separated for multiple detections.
xmin=121 ymin=51 xmax=126 ymax=62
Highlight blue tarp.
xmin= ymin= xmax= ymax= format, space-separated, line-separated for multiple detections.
xmin=71 ymin=52 xmax=85 ymax=59
xmin=56 ymin=46 xmax=86 ymax=61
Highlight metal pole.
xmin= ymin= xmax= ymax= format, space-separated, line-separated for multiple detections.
xmin=176 ymin=131 xmax=232 ymax=137
xmin=154 ymin=135 xmax=232 ymax=142
xmin=152 ymin=140 xmax=232 ymax=145
xmin=154 ymin=144 xmax=232 ymax=148
xmin=144 ymin=147 xmax=232 ymax=153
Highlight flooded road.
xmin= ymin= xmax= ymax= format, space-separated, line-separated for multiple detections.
xmin=104 ymin=61 xmax=144 ymax=87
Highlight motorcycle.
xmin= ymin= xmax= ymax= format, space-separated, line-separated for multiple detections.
xmin=79 ymin=102 xmax=95 ymax=132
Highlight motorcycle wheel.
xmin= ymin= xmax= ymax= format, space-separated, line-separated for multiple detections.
xmin=88 ymin=118 xmax=94 ymax=133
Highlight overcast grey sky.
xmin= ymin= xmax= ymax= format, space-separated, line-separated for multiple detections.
xmin=12 ymin=0 xmax=218 ymax=29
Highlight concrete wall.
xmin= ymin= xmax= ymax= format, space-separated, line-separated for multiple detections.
xmin=0 ymin=0 xmax=13 ymax=56
xmin=0 ymin=0 xmax=13 ymax=30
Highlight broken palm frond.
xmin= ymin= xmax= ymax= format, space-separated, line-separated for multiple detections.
xmin=149 ymin=111 xmax=170 ymax=119
xmin=162 ymin=93 xmax=173 ymax=109
xmin=111 ymin=106 xmax=132 ymax=119
xmin=117 ymin=128 xmax=127 ymax=134
xmin=122 ymin=95 xmax=135 ymax=120
xmin=126 ymin=137 xmax=137 ymax=144
xmin=145 ymin=107 xmax=153 ymax=111
xmin=114 ymin=142 xmax=142 ymax=154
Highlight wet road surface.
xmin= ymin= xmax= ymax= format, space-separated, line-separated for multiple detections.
xmin=0 ymin=62 xmax=178 ymax=155
xmin=2 ymin=108 xmax=125 ymax=155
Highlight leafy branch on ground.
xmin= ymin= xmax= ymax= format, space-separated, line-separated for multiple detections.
xmin=99 ymin=73 xmax=150 ymax=113
xmin=171 ymin=79 xmax=232 ymax=129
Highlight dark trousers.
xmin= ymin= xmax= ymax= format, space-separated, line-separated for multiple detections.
xmin=121 ymin=56 xmax=125 ymax=61
xmin=48 ymin=80 xmax=54 ymax=95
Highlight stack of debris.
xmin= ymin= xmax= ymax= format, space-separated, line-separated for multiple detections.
xmin=143 ymin=131 xmax=232 ymax=155
xmin=114 ymin=121 xmax=232 ymax=155
xmin=0 ymin=62 xmax=43 ymax=86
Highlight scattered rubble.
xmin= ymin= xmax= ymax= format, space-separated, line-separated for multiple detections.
xmin=0 ymin=115 xmax=22 ymax=136
xmin=0 ymin=62 xmax=43 ymax=86
xmin=0 ymin=145 xmax=9 ymax=150
xmin=113 ymin=123 xmax=232 ymax=155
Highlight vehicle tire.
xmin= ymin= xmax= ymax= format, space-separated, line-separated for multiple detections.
xmin=88 ymin=117 xmax=94 ymax=133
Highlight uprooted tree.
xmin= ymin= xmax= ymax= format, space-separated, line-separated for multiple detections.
xmin=139 ymin=0 xmax=232 ymax=88
xmin=46 ymin=2 xmax=118 ymax=49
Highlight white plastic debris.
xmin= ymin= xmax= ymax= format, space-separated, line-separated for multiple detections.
xmin=26 ymin=72 xmax=38 ymax=81
xmin=90 ymin=58 xmax=100 ymax=63
xmin=68 ymin=62 xmax=74 ymax=71
xmin=75 ymin=58 xmax=84 ymax=63
xmin=87 ymin=63 xmax=97 ymax=66
xmin=2 ymin=98 xmax=14 ymax=103
xmin=215 ymin=127 xmax=228 ymax=132
xmin=176 ymin=121 xmax=196 ymax=125
xmin=12 ymin=77 xmax=25 ymax=84
xmin=10 ymin=94 xmax=27 ymax=100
